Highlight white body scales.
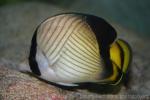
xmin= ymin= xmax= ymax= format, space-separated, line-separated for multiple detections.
xmin=36 ymin=14 xmax=104 ymax=85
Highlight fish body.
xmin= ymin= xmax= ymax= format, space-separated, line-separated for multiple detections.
xmin=20 ymin=13 xmax=132 ymax=86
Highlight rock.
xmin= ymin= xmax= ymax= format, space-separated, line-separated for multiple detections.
xmin=0 ymin=63 xmax=65 ymax=100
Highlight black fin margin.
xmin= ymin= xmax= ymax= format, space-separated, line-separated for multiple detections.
xmin=116 ymin=39 xmax=132 ymax=87
xmin=83 ymin=14 xmax=117 ymax=45
xmin=85 ymin=14 xmax=117 ymax=79
xmin=116 ymin=41 xmax=124 ymax=71
xmin=117 ymin=38 xmax=132 ymax=72
xmin=28 ymin=28 xmax=41 ymax=76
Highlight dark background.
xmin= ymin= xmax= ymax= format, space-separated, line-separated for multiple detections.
xmin=0 ymin=0 xmax=150 ymax=96
xmin=0 ymin=0 xmax=150 ymax=38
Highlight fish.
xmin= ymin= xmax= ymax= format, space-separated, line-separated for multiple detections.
xmin=20 ymin=13 xmax=132 ymax=86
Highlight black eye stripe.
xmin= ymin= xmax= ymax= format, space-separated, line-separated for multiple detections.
xmin=29 ymin=28 xmax=41 ymax=76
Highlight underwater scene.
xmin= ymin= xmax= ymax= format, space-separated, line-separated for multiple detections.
xmin=0 ymin=0 xmax=149 ymax=99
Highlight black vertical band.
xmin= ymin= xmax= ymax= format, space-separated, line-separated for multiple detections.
xmin=28 ymin=29 xmax=41 ymax=76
